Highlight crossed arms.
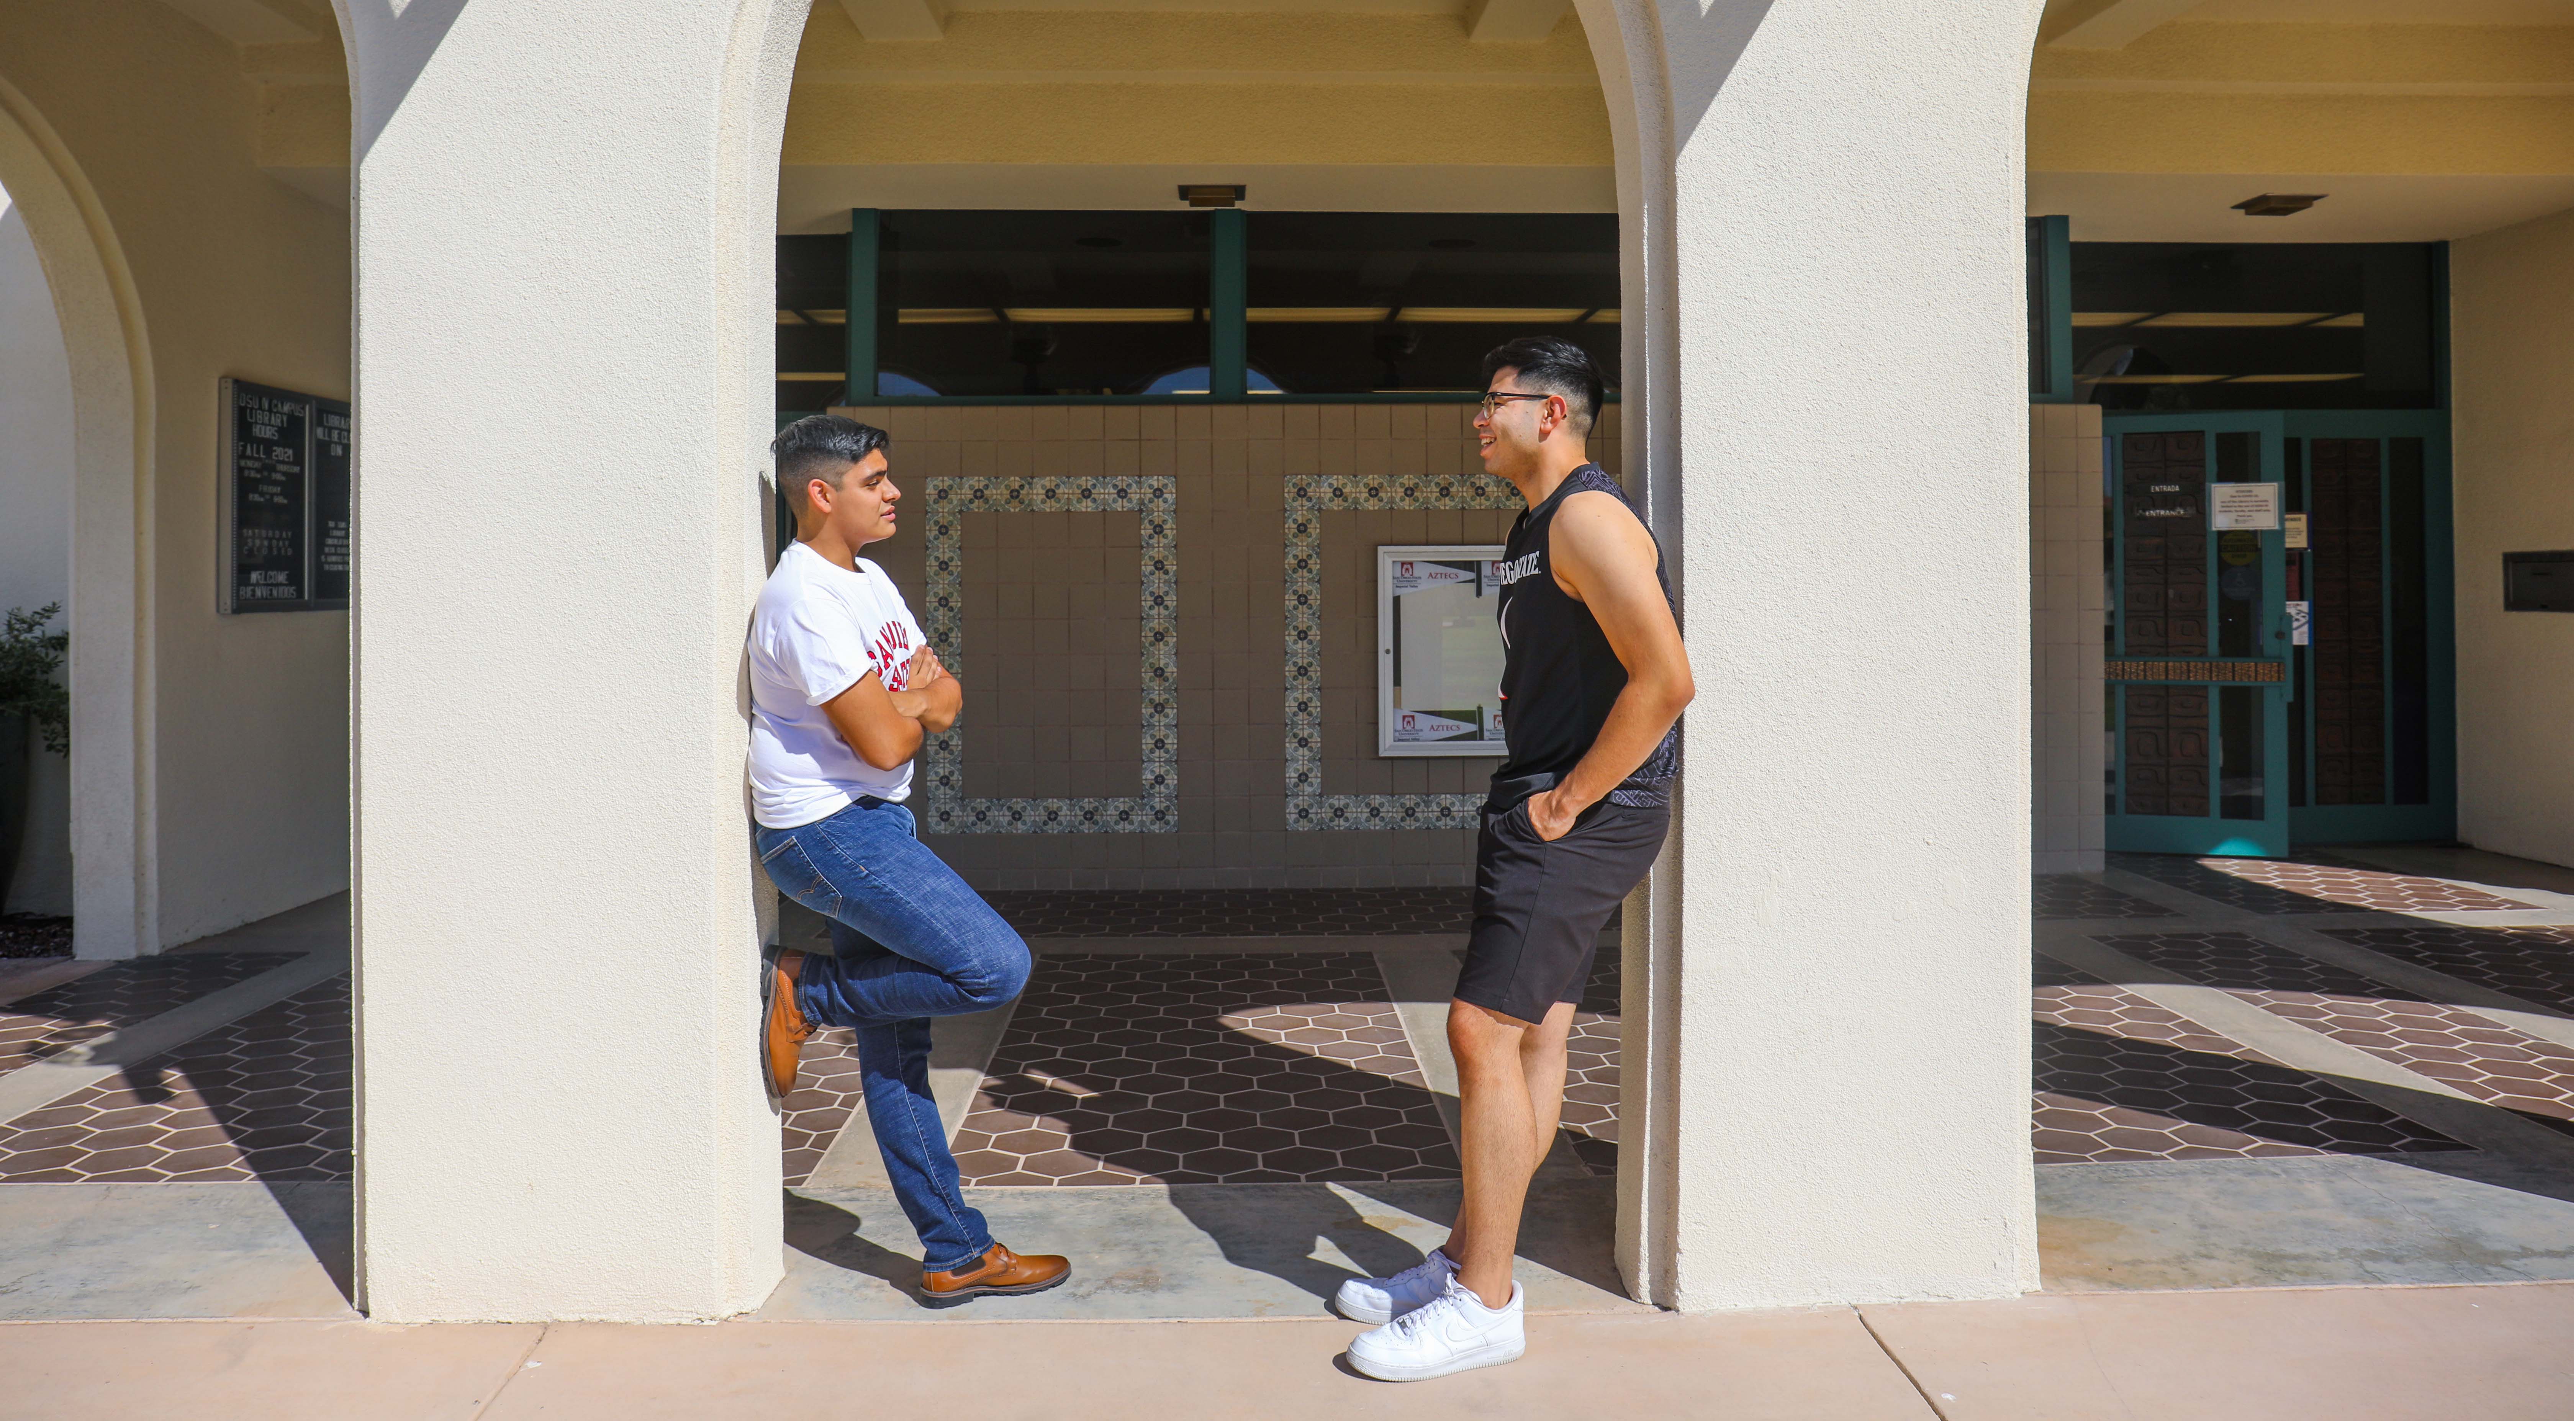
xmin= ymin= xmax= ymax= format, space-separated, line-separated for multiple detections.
xmin=822 ymin=645 xmax=963 ymax=772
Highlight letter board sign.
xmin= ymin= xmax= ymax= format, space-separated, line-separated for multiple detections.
xmin=223 ymin=378 xmax=351 ymax=613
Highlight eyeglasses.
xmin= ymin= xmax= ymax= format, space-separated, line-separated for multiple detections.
xmin=1477 ymin=390 xmax=1557 ymax=417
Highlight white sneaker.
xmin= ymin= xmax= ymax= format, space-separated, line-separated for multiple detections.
xmin=1346 ymin=1275 xmax=1525 ymax=1382
xmin=1332 ymin=1248 xmax=1460 ymax=1325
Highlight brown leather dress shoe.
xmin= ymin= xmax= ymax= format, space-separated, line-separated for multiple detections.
xmin=920 ymin=1243 xmax=1072 ymax=1306
xmin=763 ymin=949 xmax=816 ymax=1097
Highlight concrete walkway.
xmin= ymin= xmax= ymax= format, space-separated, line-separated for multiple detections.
xmin=2 ymin=1280 xmax=2562 ymax=1420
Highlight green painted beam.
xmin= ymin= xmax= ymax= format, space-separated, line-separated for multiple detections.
xmin=1209 ymin=208 xmax=1247 ymax=401
xmin=845 ymin=209 xmax=879 ymax=405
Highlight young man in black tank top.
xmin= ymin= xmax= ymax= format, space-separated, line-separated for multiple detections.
xmin=1341 ymin=338 xmax=1692 ymax=1381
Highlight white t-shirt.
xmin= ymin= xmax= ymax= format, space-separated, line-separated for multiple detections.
xmin=747 ymin=541 xmax=926 ymax=828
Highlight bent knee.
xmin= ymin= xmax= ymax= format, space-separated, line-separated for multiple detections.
xmin=966 ymin=937 xmax=1032 ymax=1007
xmin=1446 ymin=999 xmax=1530 ymax=1056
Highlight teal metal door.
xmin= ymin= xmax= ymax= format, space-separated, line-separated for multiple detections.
xmin=2281 ymin=413 xmax=2455 ymax=845
xmin=2106 ymin=414 xmax=2291 ymax=857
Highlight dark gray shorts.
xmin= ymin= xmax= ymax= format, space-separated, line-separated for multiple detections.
xmin=1456 ymin=798 xmax=1669 ymax=1025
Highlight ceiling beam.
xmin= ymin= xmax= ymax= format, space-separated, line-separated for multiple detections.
xmin=1463 ymin=0 xmax=1566 ymax=43
xmin=839 ymin=0 xmax=949 ymax=43
xmin=2047 ymin=0 xmax=2209 ymax=50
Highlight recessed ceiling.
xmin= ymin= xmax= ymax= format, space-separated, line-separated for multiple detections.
xmin=2032 ymin=172 xmax=2574 ymax=243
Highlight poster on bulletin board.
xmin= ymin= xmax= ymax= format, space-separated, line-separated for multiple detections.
xmin=1377 ymin=545 xmax=1509 ymax=758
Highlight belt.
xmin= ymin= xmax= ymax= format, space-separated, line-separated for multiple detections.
xmin=1484 ymin=772 xmax=1556 ymax=814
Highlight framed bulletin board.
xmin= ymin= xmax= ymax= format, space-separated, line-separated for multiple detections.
xmin=222 ymin=377 xmax=351 ymax=614
xmin=1376 ymin=545 xmax=1507 ymax=758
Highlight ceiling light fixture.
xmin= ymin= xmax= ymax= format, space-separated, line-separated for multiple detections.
xmin=2232 ymin=193 xmax=2325 ymax=217
xmin=1179 ymin=184 xmax=1246 ymax=208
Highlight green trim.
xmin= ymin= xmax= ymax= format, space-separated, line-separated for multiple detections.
xmin=2030 ymin=216 xmax=2075 ymax=403
xmin=1209 ymin=208 xmax=1247 ymax=400
xmin=845 ymin=208 xmax=879 ymax=404
xmin=2430 ymin=241 xmax=2452 ymax=414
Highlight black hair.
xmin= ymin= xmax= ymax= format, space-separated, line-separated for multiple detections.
xmin=1480 ymin=336 xmax=1603 ymax=436
xmin=770 ymin=415 xmax=889 ymax=512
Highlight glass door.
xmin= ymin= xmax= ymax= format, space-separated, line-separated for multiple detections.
xmin=2282 ymin=413 xmax=2455 ymax=845
xmin=2105 ymin=414 xmax=2292 ymax=857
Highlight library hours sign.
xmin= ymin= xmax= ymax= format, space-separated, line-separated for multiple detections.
xmin=222 ymin=378 xmax=350 ymax=613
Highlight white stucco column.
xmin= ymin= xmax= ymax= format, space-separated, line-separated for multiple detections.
xmin=1580 ymin=0 xmax=2041 ymax=1308
xmin=342 ymin=0 xmax=808 ymax=1321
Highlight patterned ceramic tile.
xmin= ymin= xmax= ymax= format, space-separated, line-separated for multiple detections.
xmin=2095 ymin=930 xmax=2401 ymax=996
xmin=2315 ymin=925 xmax=2572 ymax=1014
xmin=2110 ymin=853 xmax=2531 ymax=914
xmin=2031 ymin=955 xmax=2465 ymax=1163
xmin=951 ymin=953 xmax=1457 ymax=1184
xmin=1282 ymin=473 xmax=1522 ymax=831
xmin=919 ymin=475 xmax=1179 ymax=833
xmin=0 ymin=952 xmax=288 ymax=1078
xmin=1559 ymin=950 xmax=1621 ymax=1175
xmin=2095 ymin=932 xmax=2572 ymax=1126
xmin=2243 ymin=993 xmax=2571 ymax=1125
xmin=781 ymin=1027 xmax=868 ymax=1188
xmin=0 ymin=978 xmax=350 ymax=1182
xmin=981 ymin=888 xmax=1476 ymax=939
xmin=2034 ymin=875 xmax=2180 ymax=921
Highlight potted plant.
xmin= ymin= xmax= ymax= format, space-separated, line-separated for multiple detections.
xmin=0 ymin=603 xmax=68 ymax=918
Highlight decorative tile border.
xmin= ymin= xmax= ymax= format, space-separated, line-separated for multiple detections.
xmin=1284 ymin=473 xmax=1521 ymax=831
xmin=921 ymin=476 xmax=1178 ymax=833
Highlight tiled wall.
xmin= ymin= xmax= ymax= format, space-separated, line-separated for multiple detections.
xmin=958 ymin=510 xmax=1143 ymax=803
xmin=834 ymin=402 xmax=1621 ymax=889
xmin=2032 ymin=402 xmax=2107 ymax=873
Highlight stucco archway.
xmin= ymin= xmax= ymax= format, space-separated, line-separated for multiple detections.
xmin=336 ymin=0 xmax=814 ymax=1322
xmin=1570 ymin=0 xmax=2050 ymax=1310
xmin=0 ymin=76 xmax=156 ymax=963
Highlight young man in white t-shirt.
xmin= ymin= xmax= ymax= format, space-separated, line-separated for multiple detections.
xmin=750 ymin=415 xmax=1069 ymax=1305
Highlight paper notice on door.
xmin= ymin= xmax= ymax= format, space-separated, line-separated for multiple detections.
xmin=2288 ymin=600 xmax=2311 ymax=646
xmin=2284 ymin=512 xmax=2309 ymax=549
xmin=2210 ymin=482 xmax=2282 ymax=530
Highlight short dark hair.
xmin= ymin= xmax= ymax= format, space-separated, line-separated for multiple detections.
xmin=771 ymin=415 xmax=889 ymax=513
xmin=1481 ymin=337 xmax=1603 ymax=437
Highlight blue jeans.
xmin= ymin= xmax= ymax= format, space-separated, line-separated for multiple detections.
xmin=755 ymin=797 xmax=1031 ymax=1274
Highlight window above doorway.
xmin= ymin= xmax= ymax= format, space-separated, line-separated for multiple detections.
xmin=2067 ymin=242 xmax=2442 ymax=413
xmin=776 ymin=210 xmax=1622 ymax=411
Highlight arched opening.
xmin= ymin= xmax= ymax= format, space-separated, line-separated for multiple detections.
xmin=0 ymin=175 xmax=76 ymax=942
xmin=0 ymin=2 xmax=359 ymax=1313
xmin=757 ymin=0 xmax=1651 ymax=1308
xmin=0 ymin=78 xmax=151 ymax=965
xmin=2021 ymin=0 xmax=2574 ymax=1297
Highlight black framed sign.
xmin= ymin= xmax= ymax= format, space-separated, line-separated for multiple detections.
xmin=222 ymin=378 xmax=352 ymax=613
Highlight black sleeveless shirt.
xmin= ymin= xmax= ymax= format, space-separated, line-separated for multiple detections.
xmin=1493 ymin=465 xmax=1679 ymax=808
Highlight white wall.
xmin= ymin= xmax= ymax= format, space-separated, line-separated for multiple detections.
xmin=345 ymin=0 xmax=804 ymax=1321
xmin=1582 ymin=0 xmax=2040 ymax=1310
xmin=0 ymin=188 xmax=74 ymax=915
xmin=2450 ymin=209 xmax=2573 ymax=867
